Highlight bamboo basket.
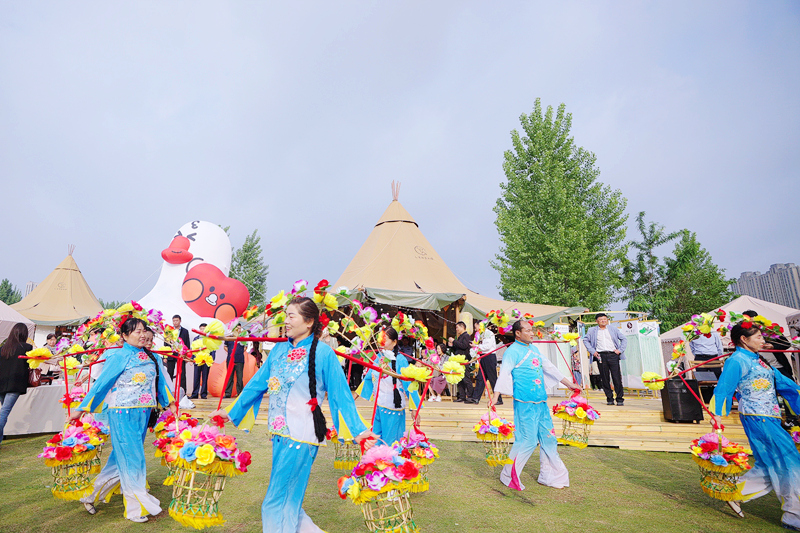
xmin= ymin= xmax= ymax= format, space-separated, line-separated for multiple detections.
xmin=51 ymin=459 xmax=94 ymax=501
xmin=409 ymin=464 xmax=429 ymax=493
xmin=169 ymin=466 xmax=228 ymax=529
xmin=360 ymin=488 xmax=420 ymax=533
xmin=556 ymin=417 xmax=592 ymax=449
xmin=334 ymin=439 xmax=361 ymax=471
xmin=480 ymin=436 xmax=513 ymax=467
xmin=693 ymin=456 xmax=746 ymax=502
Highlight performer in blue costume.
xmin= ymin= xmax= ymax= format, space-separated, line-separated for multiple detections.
xmin=211 ymin=297 xmax=377 ymax=533
xmin=359 ymin=327 xmax=411 ymax=446
xmin=70 ymin=317 xmax=175 ymax=523
xmin=491 ymin=319 xmax=581 ymax=490
xmin=710 ymin=320 xmax=800 ymax=529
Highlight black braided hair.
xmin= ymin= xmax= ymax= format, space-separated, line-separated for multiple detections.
xmin=291 ymin=297 xmax=328 ymax=442
xmin=385 ymin=327 xmax=402 ymax=408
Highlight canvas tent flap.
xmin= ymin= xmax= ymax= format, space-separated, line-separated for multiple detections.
xmin=0 ymin=300 xmax=35 ymax=341
xmin=659 ymin=295 xmax=800 ymax=343
xmin=359 ymin=288 xmax=463 ymax=311
xmin=11 ymin=254 xmax=103 ymax=326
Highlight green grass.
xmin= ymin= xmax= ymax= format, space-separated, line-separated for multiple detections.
xmin=0 ymin=431 xmax=788 ymax=533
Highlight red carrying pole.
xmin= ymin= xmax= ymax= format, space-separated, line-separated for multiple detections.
xmin=217 ymin=341 xmax=239 ymax=411
xmin=370 ymin=371 xmax=383 ymax=429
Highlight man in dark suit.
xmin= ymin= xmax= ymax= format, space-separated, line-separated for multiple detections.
xmin=189 ymin=323 xmax=212 ymax=399
xmin=448 ymin=321 xmax=474 ymax=402
xmin=167 ymin=314 xmax=191 ymax=393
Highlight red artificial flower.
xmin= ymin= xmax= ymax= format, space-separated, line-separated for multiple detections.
xmin=187 ymin=418 xmax=199 ymax=428
xmin=353 ymin=463 xmax=367 ymax=477
xmin=210 ymin=415 xmax=227 ymax=428
xmin=741 ymin=321 xmax=753 ymax=329
xmin=399 ymin=460 xmax=420 ymax=480
xmin=337 ymin=476 xmax=349 ymax=499
xmin=319 ymin=314 xmax=330 ymax=327
xmin=55 ymin=446 xmax=73 ymax=462
xmin=704 ymin=333 xmax=712 ymax=338
xmin=131 ymin=301 xmax=143 ymax=311
xmin=314 ymin=279 xmax=330 ymax=295
xmin=237 ymin=451 xmax=252 ymax=469
xmin=498 ymin=425 xmax=512 ymax=436
xmin=700 ymin=441 xmax=718 ymax=453
xmin=265 ymin=303 xmax=273 ymax=317
xmin=425 ymin=337 xmax=434 ymax=350
xmin=48 ymin=434 xmax=62 ymax=444
xmin=400 ymin=449 xmax=411 ymax=459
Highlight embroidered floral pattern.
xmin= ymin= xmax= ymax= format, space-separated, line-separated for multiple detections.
xmin=531 ymin=358 xmax=540 ymax=367
xmin=759 ymin=360 xmax=769 ymax=369
xmin=138 ymin=352 xmax=149 ymax=361
xmin=534 ymin=379 xmax=542 ymax=385
xmin=267 ymin=377 xmax=281 ymax=395
xmin=271 ymin=415 xmax=286 ymax=432
xmin=773 ymin=405 xmax=781 ymax=415
xmin=752 ymin=378 xmax=771 ymax=391
xmin=139 ymin=393 xmax=153 ymax=405
xmin=132 ymin=372 xmax=147 ymax=384
xmin=287 ymin=348 xmax=307 ymax=362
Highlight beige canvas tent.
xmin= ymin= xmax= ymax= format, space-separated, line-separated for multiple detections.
xmin=0 ymin=300 xmax=35 ymax=342
xmin=333 ymin=185 xmax=582 ymax=323
xmin=12 ymin=250 xmax=103 ymax=327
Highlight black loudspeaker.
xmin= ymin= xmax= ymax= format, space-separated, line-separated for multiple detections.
xmin=661 ymin=377 xmax=704 ymax=423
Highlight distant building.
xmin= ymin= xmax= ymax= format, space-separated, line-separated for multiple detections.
xmin=23 ymin=281 xmax=37 ymax=297
xmin=731 ymin=264 xmax=800 ymax=310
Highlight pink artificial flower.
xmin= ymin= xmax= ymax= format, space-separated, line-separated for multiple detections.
xmin=365 ymin=471 xmax=388 ymax=491
xmin=361 ymin=445 xmax=396 ymax=465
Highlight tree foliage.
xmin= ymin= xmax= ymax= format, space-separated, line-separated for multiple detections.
xmin=658 ymin=231 xmax=735 ymax=331
xmin=0 ymin=279 xmax=22 ymax=305
xmin=493 ymin=99 xmax=628 ymax=309
xmin=98 ymin=299 xmax=126 ymax=310
xmin=623 ymin=212 xmax=682 ymax=319
xmin=229 ymin=229 xmax=269 ymax=307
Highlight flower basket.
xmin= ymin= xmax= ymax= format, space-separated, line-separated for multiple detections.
xmin=690 ymin=432 xmax=751 ymax=501
xmin=395 ymin=429 xmax=438 ymax=494
xmin=169 ymin=465 xmax=228 ymax=529
xmin=152 ymin=411 xmax=200 ymax=485
xmin=38 ymin=415 xmax=110 ymax=501
xmin=473 ymin=409 xmax=514 ymax=467
xmin=155 ymin=416 xmax=251 ymax=530
xmin=552 ymin=394 xmax=600 ymax=449
xmin=334 ymin=439 xmax=362 ymax=471
xmin=326 ymin=425 xmax=362 ymax=471
xmin=337 ymin=445 xmax=423 ymax=531
xmin=360 ymin=488 xmax=420 ymax=533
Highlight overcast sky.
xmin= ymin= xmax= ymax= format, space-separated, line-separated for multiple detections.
xmin=1 ymin=2 xmax=798 ymax=308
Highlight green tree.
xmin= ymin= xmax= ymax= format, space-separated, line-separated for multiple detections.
xmin=229 ymin=229 xmax=269 ymax=307
xmin=0 ymin=279 xmax=22 ymax=305
xmin=658 ymin=231 xmax=735 ymax=331
xmin=98 ymin=299 xmax=126 ymax=310
xmin=623 ymin=212 xmax=682 ymax=318
xmin=492 ymin=99 xmax=628 ymax=309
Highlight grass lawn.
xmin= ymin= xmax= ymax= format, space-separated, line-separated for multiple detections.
xmin=0 ymin=430 xmax=788 ymax=533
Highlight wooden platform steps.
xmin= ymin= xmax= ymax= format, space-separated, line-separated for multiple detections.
xmin=185 ymin=395 xmax=748 ymax=454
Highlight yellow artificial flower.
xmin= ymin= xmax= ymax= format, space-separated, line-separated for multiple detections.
xmin=69 ymin=344 xmax=84 ymax=354
xmin=442 ymin=361 xmax=465 ymax=384
xmin=179 ymin=429 xmax=193 ymax=441
xmin=107 ymin=334 xmax=120 ymax=344
xmin=681 ymin=324 xmax=694 ymax=332
xmin=202 ymin=319 xmax=225 ymax=351
xmin=101 ymin=309 xmax=116 ymax=317
xmin=490 ymin=418 xmax=502 ymax=427
xmin=575 ymin=407 xmax=586 ymax=418
xmin=64 ymin=356 xmax=81 ymax=375
xmin=448 ymin=354 xmax=468 ymax=365
xmin=270 ymin=290 xmax=288 ymax=309
xmin=117 ymin=303 xmax=134 ymax=313
xmin=272 ymin=311 xmax=286 ymax=326
xmin=347 ymin=481 xmax=360 ymax=500
xmin=641 ymin=372 xmax=665 ymax=390
xmin=327 ymin=322 xmax=340 ymax=336
xmin=323 ymin=293 xmax=338 ymax=311
xmin=355 ymin=326 xmax=372 ymax=342
xmin=698 ymin=324 xmax=711 ymax=334
xmin=400 ymin=366 xmax=432 ymax=383
xmin=534 ymin=321 xmax=545 ymax=327
xmin=312 ymin=293 xmax=324 ymax=304
xmin=195 ymin=444 xmax=216 ymax=466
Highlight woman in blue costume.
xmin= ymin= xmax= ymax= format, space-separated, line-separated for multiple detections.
xmin=710 ymin=320 xmax=800 ymax=529
xmin=70 ymin=317 xmax=176 ymax=523
xmin=490 ymin=319 xmax=581 ymax=490
xmin=359 ymin=327 xmax=411 ymax=446
xmin=211 ymin=297 xmax=377 ymax=533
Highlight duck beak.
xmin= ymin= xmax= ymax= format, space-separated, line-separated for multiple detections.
xmin=161 ymin=236 xmax=194 ymax=265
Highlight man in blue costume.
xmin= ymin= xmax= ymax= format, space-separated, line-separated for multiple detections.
xmin=491 ymin=319 xmax=581 ymax=490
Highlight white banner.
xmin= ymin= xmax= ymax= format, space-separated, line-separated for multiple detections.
xmin=552 ymin=323 xmax=570 ymax=335
xmin=620 ymin=320 xmax=639 ymax=336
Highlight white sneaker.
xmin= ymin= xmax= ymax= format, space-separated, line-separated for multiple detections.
xmin=128 ymin=516 xmax=148 ymax=523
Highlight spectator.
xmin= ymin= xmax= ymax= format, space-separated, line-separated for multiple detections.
xmin=224 ymin=333 xmax=246 ymax=398
xmin=471 ymin=322 xmax=501 ymax=405
xmin=571 ymin=345 xmax=582 ymax=386
xmin=0 ymin=323 xmax=32 ymax=445
xmin=589 ymin=353 xmax=602 ymax=390
xmin=167 ymin=315 xmax=190 ymax=392
xmin=689 ymin=329 xmax=724 ymax=378
xmin=582 ymin=313 xmax=628 ymax=406
xmin=448 ymin=321 xmax=473 ymax=402
xmin=428 ymin=344 xmax=449 ymax=402
xmin=251 ymin=341 xmax=263 ymax=368
xmin=189 ymin=323 xmax=212 ymax=400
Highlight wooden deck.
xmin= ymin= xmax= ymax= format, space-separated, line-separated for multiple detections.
xmin=185 ymin=390 xmax=747 ymax=454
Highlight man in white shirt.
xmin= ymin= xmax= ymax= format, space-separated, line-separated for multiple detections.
xmin=581 ymin=313 xmax=628 ymax=406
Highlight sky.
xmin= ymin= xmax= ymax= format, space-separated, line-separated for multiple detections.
xmin=1 ymin=2 xmax=798 ymax=308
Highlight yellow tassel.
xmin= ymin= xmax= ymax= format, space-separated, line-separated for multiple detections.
xmin=693 ymin=456 xmax=750 ymax=475
xmin=52 ymin=486 xmax=92 ymax=501
xmin=700 ymin=485 xmax=743 ymax=501
xmin=169 ymin=507 xmax=226 ymax=530
xmin=553 ymin=413 xmax=595 ymax=425
xmin=334 ymin=460 xmax=358 ymax=470
xmin=557 ymin=438 xmax=588 ymax=449
xmin=409 ymin=480 xmax=430 ymax=493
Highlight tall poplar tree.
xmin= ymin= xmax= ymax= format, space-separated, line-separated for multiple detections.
xmin=229 ymin=229 xmax=269 ymax=307
xmin=493 ymin=99 xmax=628 ymax=309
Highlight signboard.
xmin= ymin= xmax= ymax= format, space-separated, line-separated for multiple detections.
xmin=552 ymin=323 xmax=570 ymax=335
xmin=620 ymin=320 xmax=639 ymax=336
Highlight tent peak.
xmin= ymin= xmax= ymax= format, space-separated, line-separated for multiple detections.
xmin=68 ymin=244 xmax=75 ymax=256
xmin=391 ymin=181 xmax=401 ymax=201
